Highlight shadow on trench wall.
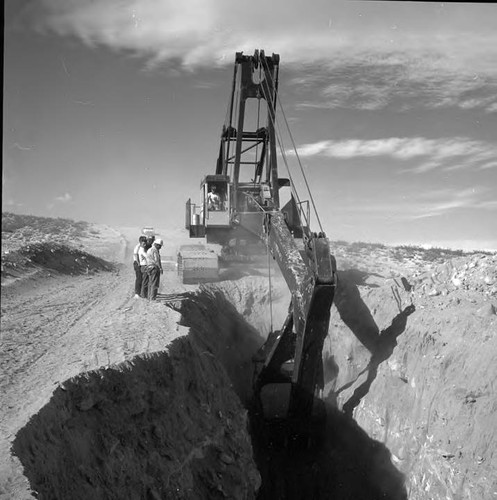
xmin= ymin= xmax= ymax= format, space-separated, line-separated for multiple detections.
xmin=331 ymin=269 xmax=415 ymax=416
xmin=12 ymin=338 xmax=261 ymax=500
xmin=176 ymin=287 xmax=266 ymax=406
xmin=341 ymin=303 xmax=415 ymax=416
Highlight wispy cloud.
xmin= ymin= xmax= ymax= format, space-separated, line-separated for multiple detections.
xmin=11 ymin=142 xmax=34 ymax=151
xmin=480 ymin=161 xmax=497 ymax=170
xmin=13 ymin=1 xmax=497 ymax=112
xmin=333 ymin=186 xmax=494 ymax=221
xmin=475 ymin=199 xmax=497 ymax=210
xmin=55 ymin=193 xmax=72 ymax=203
xmin=291 ymin=137 xmax=497 ymax=173
xmin=295 ymin=48 xmax=497 ymax=113
xmin=402 ymin=187 xmax=497 ymax=221
xmin=487 ymin=103 xmax=497 ymax=113
xmin=409 ymin=187 xmax=478 ymax=219
xmin=48 ymin=192 xmax=72 ymax=210
xmin=2 ymin=198 xmax=24 ymax=209
xmin=191 ymin=81 xmax=218 ymax=90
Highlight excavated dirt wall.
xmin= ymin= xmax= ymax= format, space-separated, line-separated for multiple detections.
xmin=183 ymin=280 xmax=408 ymax=499
xmin=323 ymin=259 xmax=497 ymax=500
xmin=13 ymin=288 xmax=263 ymax=500
xmin=13 ymin=277 xmax=410 ymax=500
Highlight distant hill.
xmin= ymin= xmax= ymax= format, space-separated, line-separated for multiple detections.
xmin=2 ymin=212 xmax=94 ymax=247
xmin=1 ymin=213 xmax=123 ymax=283
xmin=331 ymin=239 xmax=494 ymax=271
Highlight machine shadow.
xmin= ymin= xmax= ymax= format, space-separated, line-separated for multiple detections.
xmin=332 ymin=269 xmax=415 ymax=414
xmin=338 ymin=268 xmax=383 ymax=288
xmin=342 ymin=304 xmax=415 ymax=416
xmin=333 ymin=270 xmax=381 ymax=352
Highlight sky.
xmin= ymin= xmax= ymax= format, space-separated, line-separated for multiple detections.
xmin=3 ymin=0 xmax=497 ymax=250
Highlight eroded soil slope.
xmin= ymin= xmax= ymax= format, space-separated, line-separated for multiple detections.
xmin=324 ymin=243 xmax=497 ymax=499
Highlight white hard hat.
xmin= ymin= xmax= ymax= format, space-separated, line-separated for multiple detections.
xmin=154 ymin=238 xmax=164 ymax=246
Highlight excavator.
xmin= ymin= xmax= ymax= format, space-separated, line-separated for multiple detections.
xmin=180 ymin=50 xmax=336 ymax=444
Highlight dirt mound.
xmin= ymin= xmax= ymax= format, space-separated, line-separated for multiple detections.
xmin=2 ymin=213 xmax=90 ymax=239
xmin=1 ymin=213 xmax=125 ymax=285
xmin=2 ymin=213 xmax=93 ymax=256
xmin=1 ymin=242 xmax=114 ymax=281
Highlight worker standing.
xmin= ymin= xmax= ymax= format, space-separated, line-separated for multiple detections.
xmin=138 ymin=238 xmax=149 ymax=298
xmin=133 ymin=236 xmax=147 ymax=298
xmin=146 ymin=238 xmax=163 ymax=300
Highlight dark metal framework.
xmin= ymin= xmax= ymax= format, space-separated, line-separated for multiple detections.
xmin=216 ymin=50 xmax=280 ymax=211
xmin=186 ymin=50 xmax=336 ymax=438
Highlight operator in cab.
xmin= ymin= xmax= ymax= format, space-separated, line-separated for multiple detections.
xmin=207 ymin=185 xmax=222 ymax=211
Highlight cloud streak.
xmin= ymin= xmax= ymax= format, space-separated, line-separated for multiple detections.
xmin=48 ymin=192 xmax=72 ymax=210
xmin=291 ymin=137 xmax=497 ymax=173
xmin=332 ymin=186 xmax=495 ymax=222
xmin=2 ymin=198 xmax=24 ymax=209
xmin=405 ymin=187 xmax=497 ymax=220
xmin=294 ymin=49 xmax=497 ymax=113
xmin=409 ymin=188 xmax=477 ymax=219
xmin=55 ymin=193 xmax=72 ymax=203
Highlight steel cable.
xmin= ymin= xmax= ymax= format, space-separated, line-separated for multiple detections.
xmin=260 ymin=56 xmax=324 ymax=233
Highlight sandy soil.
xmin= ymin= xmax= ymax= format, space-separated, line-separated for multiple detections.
xmin=1 ymin=217 xmax=496 ymax=499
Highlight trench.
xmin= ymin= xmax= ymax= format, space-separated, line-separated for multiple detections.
xmin=13 ymin=283 xmax=407 ymax=500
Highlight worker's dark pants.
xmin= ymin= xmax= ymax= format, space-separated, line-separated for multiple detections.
xmin=140 ymin=266 xmax=149 ymax=298
xmin=134 ymin=262 xmax=142 ymax=295
xmin=148 ymin=267 xmax=160 ymax=300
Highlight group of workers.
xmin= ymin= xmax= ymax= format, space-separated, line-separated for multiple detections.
xmin=133 ymin=235 xmax=163 ymax=300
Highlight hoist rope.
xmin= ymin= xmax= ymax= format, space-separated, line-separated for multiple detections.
xmin=228 ymin=71 xmax=241 ymax=179
xmin=254 ymin=62 xmax=262 ymax=185
xmin=267 ymin=232 xmax=274 ymax=334
xmin=275 ymin=94 xmax=324 ymax=233
xmin=258 ymin=75 xmax=309 ymax=230
xmin=260 ymin=57 xmax=325 ymax=234
xmin=256 ymin=65 xmax=307 ymax=228
xmin=223 ymin=88 xmax=231 ymax=129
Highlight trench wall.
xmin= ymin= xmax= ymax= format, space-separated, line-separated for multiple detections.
xmin=323 ymin=269 xmax=497 ymax=500
xmin=13 ymin=289 xmax=264 ymax=500
xmin=14 ymin=273 xmax=418 ymax=500
xmin=192 ymin=279 xmax=408 ymax=500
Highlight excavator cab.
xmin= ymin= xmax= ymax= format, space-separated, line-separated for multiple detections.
xmin=185 ymin=175 xmax=231 ymax=239
xmin=203 ymin=175 xmax=230 ymax=226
